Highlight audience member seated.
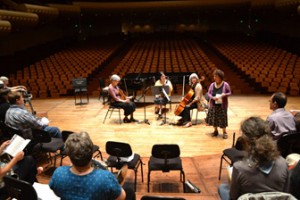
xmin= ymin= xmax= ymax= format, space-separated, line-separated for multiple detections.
xmin=266 ymin=92 xmax=296 ymax=140
xmin=288 ymin=153 xmax=300 ymax=199
xmin=5 ymin=91 xmax=62 ymax=139
xmin=0 ymin=76 xmax=27 ymax=92
xmin=49 ymin=132 xmax=127 ymax=200
xmin=0 ymin=88 xmax=10 ymax=123
xmin=218 ymin=116 xmax=289 ymax=200
xmin=0 ymin=140 xmax=42 ymax=196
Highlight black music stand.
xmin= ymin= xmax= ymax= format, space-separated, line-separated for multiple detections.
xmin=137 ymin=87 xmax=150 ymax=125
xmin=72 ymin=78 xmax=89 ymax=105
xmin=24 ymin=93 xmax=36 ymax=115
xmin=151 ymin=86 xmax=170 ymax=125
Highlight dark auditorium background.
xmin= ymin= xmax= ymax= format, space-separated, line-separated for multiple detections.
xmin=0 ymin=0 xmax=299 ymax=97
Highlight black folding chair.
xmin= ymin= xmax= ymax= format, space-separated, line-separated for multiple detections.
xmin=141 ymin=196 xmax=186 ymax=200
xmin=218 ymin=132 xmax=246 ymax=180
xmin=59 ymin=131 xmax=103 ymax=166
xmin=32 ymin=129 xmax=64 ymax=167
xmin=106 ymin=141 xmax=144 ymax=191
xmin=147 ymin=144 xmax=185 ymax=192
xmin=277 ymin=132 xmax=300 ymax=158
xmin=3 ymin=175 xmax=38 ymax=200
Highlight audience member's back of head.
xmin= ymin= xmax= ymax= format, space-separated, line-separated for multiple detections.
xmin=241 ymin=116 xmax=280 ymax=167
xmin=272 ymin=92 xmax=287 ymax=108
xmin=65 ymin=132 xmax=94 ymax=167
xmin=7 ymin=91 xmax=22 ymax=105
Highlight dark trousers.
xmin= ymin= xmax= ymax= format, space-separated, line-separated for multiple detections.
xmin=180 ymin=103 xmax=197 ymax=123
xmin=13 ymin=155 xmax=37 ymax=184
xmin=0 ymin=156 xmax=37 ymax=200
xmin=112 ymin=102 xmax=136 ymax=116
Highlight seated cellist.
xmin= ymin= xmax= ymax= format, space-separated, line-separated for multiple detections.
xmin=176 ymin=73 xmax=207 ymax=128
xmin=108 ymin=74 xmax=138 ymax=123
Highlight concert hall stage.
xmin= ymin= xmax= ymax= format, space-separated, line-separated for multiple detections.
xmin=33 ymin=94 xmax=299 ymax=199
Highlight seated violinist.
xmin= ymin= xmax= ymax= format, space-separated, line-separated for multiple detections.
xmin=108 ymin=74 xmax=138 ymax=123
xmin=175 ymin=73 xmax=207 ymax=128
xmin=154 ymin=72 xmax=173 ymax=120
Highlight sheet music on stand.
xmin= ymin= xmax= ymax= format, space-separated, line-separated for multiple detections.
xmin=151 ymin=86 xmax=170 ymax=102
xmin=151 ymin=86 xmax=170 ymax=125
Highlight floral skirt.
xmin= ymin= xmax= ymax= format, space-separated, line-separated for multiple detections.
xmin=206 ymin=104 xmax=228 ymax=128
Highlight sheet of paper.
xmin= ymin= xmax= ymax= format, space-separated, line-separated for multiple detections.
xmin=33 ymin=182 xmax=60 ymax=200
xmin=4 ymin=134 xmax=30 ymax=157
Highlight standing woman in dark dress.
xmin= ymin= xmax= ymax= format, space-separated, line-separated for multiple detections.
xmin=108 ymin=74 xmax=138 ymax=123
xmin=206 ymin=69 xmax=231 ymax=139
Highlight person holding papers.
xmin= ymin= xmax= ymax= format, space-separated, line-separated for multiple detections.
xmin=206 ymin=69 xmax=231 ymax=139
xmin=218 ymin=117 xmax=289 ymax=200
xmin=4 ymin=91 xmax=62 ymax=139
xmin=0 ymin=140 xmax=41 ymax=196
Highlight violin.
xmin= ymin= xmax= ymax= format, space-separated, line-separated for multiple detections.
xmin=174 ymin=75 xmax=205 ymax=116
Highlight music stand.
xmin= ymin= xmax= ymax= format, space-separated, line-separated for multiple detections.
xmin=151 ymin=86 xmax=170 ymax=125
xmin=137 ymin=79 xmax=150 ymax=125
xmin=72 ymin=78 xmax=89 ymax=105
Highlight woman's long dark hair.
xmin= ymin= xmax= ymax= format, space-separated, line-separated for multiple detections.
xmin=241 ymin=116 xmax=280 ymax=167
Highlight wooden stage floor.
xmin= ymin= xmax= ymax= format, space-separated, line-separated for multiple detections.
xmin=32 ymin=94 xmax=299 ymax=199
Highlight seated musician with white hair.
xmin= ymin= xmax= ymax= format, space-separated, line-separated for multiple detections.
xmin=108 ymin=74 xmax=138 ymax=123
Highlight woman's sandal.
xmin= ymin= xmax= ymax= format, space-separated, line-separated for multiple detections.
xmin=223 ymin=133 xmax=228 ymax=139
xmin=183 ymin=122 xmax=192 ymax=128
xmin=211 ymin=130 xmax=219 ymax=137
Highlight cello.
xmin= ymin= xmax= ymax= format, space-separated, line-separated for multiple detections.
xmin=174 ymin=75 xmax=205 ymax=116
xmin=119 ymin=78 xmax=133 ymax=101
xmin=119 ymin=89 xmax=127 ymax=100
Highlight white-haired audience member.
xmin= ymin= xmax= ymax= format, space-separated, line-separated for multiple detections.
xmin=0 ymin=76 xmax=27 ymax=92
